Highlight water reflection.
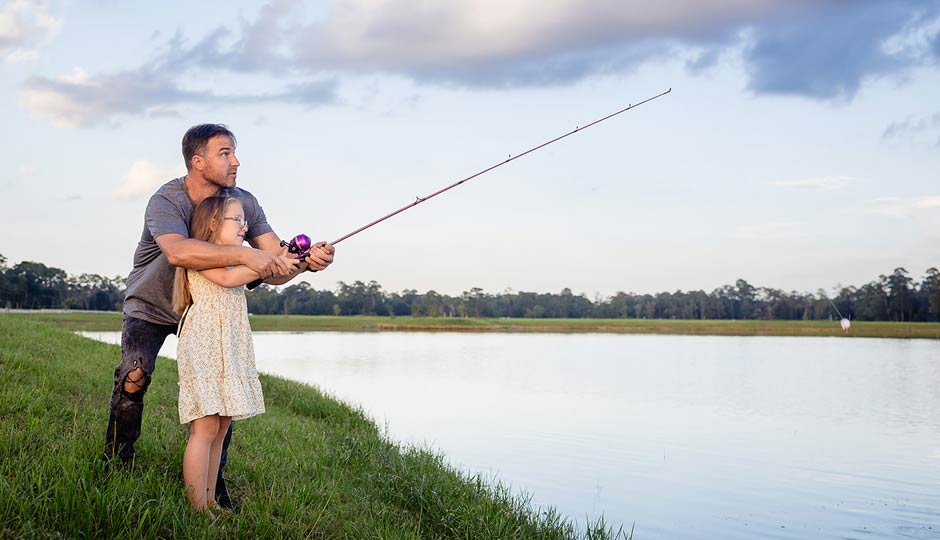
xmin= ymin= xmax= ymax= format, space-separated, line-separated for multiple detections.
xmin=81 ymin=331 xmax=940 ymax=539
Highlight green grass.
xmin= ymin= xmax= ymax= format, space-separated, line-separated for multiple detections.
xmin=17 ymin=311 xmax=940 ymax=339
xmin=0 ymin=315 xmax=628 ymax=539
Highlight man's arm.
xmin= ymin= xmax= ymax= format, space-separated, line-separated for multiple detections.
xmin=156 ymin=233 xmax=292 ymax=277
xmin=248 ymin=231 xmax=284 ymax=253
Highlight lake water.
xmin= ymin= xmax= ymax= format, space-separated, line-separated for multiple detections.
xmin=81 ymin=330 xmax=940 ymax=539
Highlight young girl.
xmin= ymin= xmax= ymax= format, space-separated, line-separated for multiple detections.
xmin=171 ymin=196 xmax=298 ymax=513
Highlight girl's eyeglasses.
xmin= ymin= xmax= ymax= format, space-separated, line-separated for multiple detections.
xmin=224 ymin=216 xmax=249 ymax=229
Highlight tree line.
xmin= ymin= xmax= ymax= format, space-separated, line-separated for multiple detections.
xmin=1 ymin=253 xmax=937 ymax=322
xmin=0 ymin=255 xmax=125 ymax=311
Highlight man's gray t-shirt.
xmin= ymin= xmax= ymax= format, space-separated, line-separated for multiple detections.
xmin=123 ymin=177 xmax=273 ymax=326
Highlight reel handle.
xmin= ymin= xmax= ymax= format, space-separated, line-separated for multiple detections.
xmin=246 ymin=233 xmax=315 ymax=290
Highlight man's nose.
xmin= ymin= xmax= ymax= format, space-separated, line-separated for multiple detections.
xmin=232 ymin=154 xmax=240 ymax=167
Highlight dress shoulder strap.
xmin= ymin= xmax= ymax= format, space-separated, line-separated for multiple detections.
xmin=177 ymin=302 xmax=192 ymax=337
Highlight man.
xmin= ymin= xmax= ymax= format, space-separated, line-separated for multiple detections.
xmin=103 ymin=124 xmax=335 ymax=509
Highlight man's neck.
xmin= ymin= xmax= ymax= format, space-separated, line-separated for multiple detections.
xmin=183 ymin=174 xmax=221 ymax=207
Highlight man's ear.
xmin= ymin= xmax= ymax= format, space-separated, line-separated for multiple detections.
xmin=191 ymin=155 xmax=204 ymax=172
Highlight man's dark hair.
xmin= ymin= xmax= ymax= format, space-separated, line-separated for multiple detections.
xmin=182 ymin=124 xmax=237 ymax=170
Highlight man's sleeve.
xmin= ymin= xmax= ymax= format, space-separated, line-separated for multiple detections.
xmin=146 ymin=194 xmax=189 ymax=239
xmin=244 ymin=194 xmax=274 ymax=240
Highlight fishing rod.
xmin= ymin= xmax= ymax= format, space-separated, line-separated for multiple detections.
xmin=249 ymin=88 xmax=672 ymax=289
xmin=330 ymin=87 xmax=671 ymax=246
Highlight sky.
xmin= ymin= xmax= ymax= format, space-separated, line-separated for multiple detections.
xmin=1 ymin=0 xmax=938 ymax=298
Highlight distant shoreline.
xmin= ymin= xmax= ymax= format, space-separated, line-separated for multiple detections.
xmin=6 ymin=311 xmax=940 ymax=339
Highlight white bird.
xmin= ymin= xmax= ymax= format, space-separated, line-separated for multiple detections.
xmin=829 ymin=301 xmax=851 ymax=333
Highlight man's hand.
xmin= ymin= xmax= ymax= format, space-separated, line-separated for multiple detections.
xmin=305 ymin=241 xmax=335 ymax=271
xmin=244 ymin=247 xmax=295 ymax=278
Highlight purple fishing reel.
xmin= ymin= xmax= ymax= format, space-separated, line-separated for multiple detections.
xmin=281 ymin=234 xmax=312 ymax=259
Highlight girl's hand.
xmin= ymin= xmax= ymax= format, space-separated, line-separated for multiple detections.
xmin=277 ymin=254 xmax=301 ymax=270
xmin=244 ymin=247 xmax=294 ymax=278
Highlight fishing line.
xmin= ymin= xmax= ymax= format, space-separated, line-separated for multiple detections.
xmin=828 ymin=300 xmax=844 ymax=319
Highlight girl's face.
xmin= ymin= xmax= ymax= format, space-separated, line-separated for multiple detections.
xmin=216 ymin=201 xmax=247 ymax=246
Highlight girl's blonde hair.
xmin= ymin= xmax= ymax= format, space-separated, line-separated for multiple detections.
xmin=172 ymin=196 xmax=243 ymax=314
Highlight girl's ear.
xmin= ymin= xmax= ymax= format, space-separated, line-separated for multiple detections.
xmin=208 ymin=217 xmax=220 ymax=235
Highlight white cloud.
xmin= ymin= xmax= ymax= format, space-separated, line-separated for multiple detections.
xmin=773 ymin=176 xmax=858 ymax=190
xmin=298 ymin=0 xmax=796 ymax=68
xmin=867 ymin=195 xmax=940 ymax=218
xmin=3 ymin=47 xmax=38 ymax=62
xmin=113 ymin=161 xmax=182 ymax=201
xmin=881 ymin=9 xmax=940 ymax=58
xmin=58 ymin=66 xmax=92 ymax=85
xmin=20 ymin=88 xmax=87 ymax=128
xmin=18 ymin=1 xmax=939 ymax=127
xmin=0 ymin=0 xmax=61 ymax=62
xmin=282 ymin=0 xmax=939 ymax=98
xmin=19 ymin=67 xmax=105 ymax=127
xmin=912 ymin=196 xmax=940 ymax=209
xmin=21 ymin=67 xmax=195 ymax=128
xmin=735 ymin=222 xmax=803 ymax=240
xmin=20 ymin=64 xmax=337 ymax=128
xmin=147 ymin=105 xmax=183 ymax=119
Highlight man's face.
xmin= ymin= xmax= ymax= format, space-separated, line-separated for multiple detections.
xmin=196 ymin=135 xmax=239 ymax=189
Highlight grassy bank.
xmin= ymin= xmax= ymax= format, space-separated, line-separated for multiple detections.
xmin=16 ymin=311 xmax=940 ymax=339
xmin=0 ymin=316 xmax=625 ymax=539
